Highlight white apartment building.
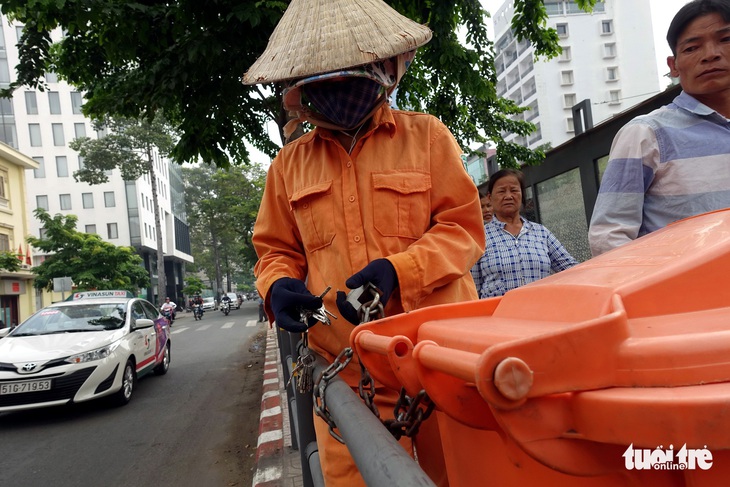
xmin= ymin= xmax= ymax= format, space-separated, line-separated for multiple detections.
xmin=0 ymin=16 xmax=193 ymax=307
xmin=493 ymin=0 xmax=660 ymax=149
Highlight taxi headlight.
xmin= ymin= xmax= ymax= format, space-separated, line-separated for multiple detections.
xmin=65 ymin=342 xmax=120 ymax=364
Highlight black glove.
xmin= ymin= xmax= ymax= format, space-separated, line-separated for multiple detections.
xmin=336 ymin=259 xmax=398 ymax=325
xmin=270 ymin=278 xmax=323 ymax=333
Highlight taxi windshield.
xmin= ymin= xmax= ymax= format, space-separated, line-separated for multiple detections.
xmin=10 ymin=304 xmax=127 ymax=336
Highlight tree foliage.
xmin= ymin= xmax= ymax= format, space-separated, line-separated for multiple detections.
xmin=27 ymin=208 xmax=150 ymax=292
xmin=183 ymin=164 xmax=266 ymax=293
xmin=182 ymin=275 xmax=204 ymax=297
xmin=70 ymin=114 xmax=175 ymax=304
xmin=1 ymin=0 xmax=594 ymax=170
xmin=0 ymin=252 xmax=21 ymax=273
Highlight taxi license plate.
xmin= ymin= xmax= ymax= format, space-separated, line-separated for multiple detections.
xmin=0 ymin=379 xmax=52 ymax=395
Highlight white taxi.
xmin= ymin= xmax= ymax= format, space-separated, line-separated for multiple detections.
xmin=0 ymin=290 xmax=171 ymax=412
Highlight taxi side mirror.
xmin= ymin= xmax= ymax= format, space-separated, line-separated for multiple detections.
xmin=0 ymin=328 xmax=10 ymax=338
xmin=133 ymin=318 xmax=154 ymax=330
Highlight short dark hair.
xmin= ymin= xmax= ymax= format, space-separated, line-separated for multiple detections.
xmin=487 ymin=168 xmax=526 ymax=206
xmin=667 ymin=0 xmax=730 ymax=55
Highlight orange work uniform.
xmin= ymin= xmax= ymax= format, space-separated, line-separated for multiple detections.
xmin=253 ymin=104 xmax=485 ymax=486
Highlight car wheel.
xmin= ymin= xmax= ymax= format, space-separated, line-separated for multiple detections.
xmin=110 ymin=360 xmax=135 ymax=407
xmin=154 ymin=342 xmax=171 ymax=376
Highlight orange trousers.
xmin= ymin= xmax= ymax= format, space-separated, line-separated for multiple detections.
xmin=312 ymin=386 xmax=448 ymax=486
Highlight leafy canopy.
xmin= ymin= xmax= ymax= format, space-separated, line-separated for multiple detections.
xmin=27 ymin=208 xmax=150 ymax=292
xmin=1 ymin=0 xmax=596 ymax=169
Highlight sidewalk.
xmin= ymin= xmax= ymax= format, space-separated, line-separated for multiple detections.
xmin=252 ymin=325 xmax=304 ymax=487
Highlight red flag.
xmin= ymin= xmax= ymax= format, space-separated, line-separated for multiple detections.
xmin=17 ymin=245 xmax=23 ymax=261
xmin=25 ymin=245 xmax=32 ymax=266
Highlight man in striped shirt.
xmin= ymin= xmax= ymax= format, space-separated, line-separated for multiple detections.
xmin=589 ymin=0 xmax=730 ymax=256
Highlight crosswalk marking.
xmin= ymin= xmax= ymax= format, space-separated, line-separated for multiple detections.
xmin=171 ymin=327 xmax=189 ymax=334
xmin=222 ymin=322 xmax=235 ymax=329
xmin=246 ymin=320 xmax=257 ymax=327
xmin=196 ymin=324 xmax=211 ymax=331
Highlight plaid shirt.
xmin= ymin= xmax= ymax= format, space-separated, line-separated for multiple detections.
xmin=471 ymin=217 xmax=577 ymax=298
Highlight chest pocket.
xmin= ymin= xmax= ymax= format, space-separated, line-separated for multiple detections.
xmin=290 ymin=181 xmax=336 ymax=252
xmin=372 ymin=172 xmax=431 ymax=239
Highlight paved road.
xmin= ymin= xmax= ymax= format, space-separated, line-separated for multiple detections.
xmin=0 ymin=302 xmax=266 ymax=487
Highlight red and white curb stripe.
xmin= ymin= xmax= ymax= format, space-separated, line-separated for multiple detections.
xmin=252 ymin=326 xmax=291 ymax=487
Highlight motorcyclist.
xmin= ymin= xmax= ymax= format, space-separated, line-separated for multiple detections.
xmin=160 ymin=297 xmax=177 ymax=322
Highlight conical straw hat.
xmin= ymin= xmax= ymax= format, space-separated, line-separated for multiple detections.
xmin=243 ymin=0 xmax=432 ymax=85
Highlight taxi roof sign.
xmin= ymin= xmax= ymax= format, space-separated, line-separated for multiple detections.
xmin=67 ymin=290 xmax=135 ymax=301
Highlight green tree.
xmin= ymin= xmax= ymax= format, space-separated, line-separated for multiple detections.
xmin=69 ymin=114 xmax=175 ymax=305
xmin=183 ymin=164 xmax=265 ymax=294
xmin=1 ymin=0 xmax=597 ymax=169
xmin=0 ymin=252 xmax=21 ymax=273
xmin=182 ymin=275 xmax=204 ymax=297
xmin=27 ymin=209 xmax=150 ymax=292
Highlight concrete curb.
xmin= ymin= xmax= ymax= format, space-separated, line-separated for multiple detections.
xmin=252 ymin=326 xmax=287 ymax=487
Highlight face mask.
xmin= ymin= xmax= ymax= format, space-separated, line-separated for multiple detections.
xmin=302 ymin=77 xmax=383 ymax=130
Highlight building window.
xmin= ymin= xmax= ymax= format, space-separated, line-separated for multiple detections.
xmin=603 ymin=42 xmax=617 ymax=58
xmin=29 ymin=123 xmax=42 ymax=147
xmin=60 ymin=193 xmax=72 ymax=210
xmin=24 ymin=92 xmax=38 ymax=115
xmin=39 ymin=228 xmax=48 ymax=239
xmin=104 ymin=191 xmax=116 ymax=207
xmin=33 ymin=156 xmax=45 ymax=179
xmin=82 ymin=192 xmax=94 ymax=209
xmin=556 ymin=23 xmax=568 ymax=38
xmin=0 ymin=233 xmax=9 ymax=252
xmin=559 ymin=46 xmax=571 ymax=62
xmin=78 ymin=156 xmax=85 ymax=171
xmin=48 ymin=91 xmax=61 ymax=114
xmin=606 ymin=66 xmax=619 ymax=81
xmin=545 ymin=1 xmax=563 ymax=15
xmin=601 ymin=20 xmax=613 ymax=35
xmin=74 ymin=122 xmax=86 ymax=139
xmin=0 ymin=171 xmax=8 ymax=203
xmin=45 ymin=72 xmax=58 ymax=83
xmin=85 ymin=224 xmax=97 ymax=234
xmin=563 ymin=93 xmax=577 ymax=109
xmin=560 ymin=70 xmax=574 ymax=85
xmin=36 ymin=195 xmax=49 ymax=211
xmin=566 ymin=117 xmax=575 ymax=133
xmin=609 ymin=89 xmax=622 ymax=105
xmin=56 ymin=156 xmax=69 ymax=177
xmin=15 ymin=26 xmax=23 ymax=42
xmin=70 ymin=92 xmax=83 ymax=114
xmin=52 ymin=123 xmax=65 ymax=146
xmin=107 ymin=223 xmax=118 ymax=239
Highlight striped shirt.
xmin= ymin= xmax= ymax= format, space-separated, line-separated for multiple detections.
xmin=471 ymin=217 xmax=577 ymax=298
xmin=589 ymin=91 xmax=730 ymax=256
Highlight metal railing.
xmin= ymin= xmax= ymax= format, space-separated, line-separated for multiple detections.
xmin=277 ymin=328 xmax=435 ymax=487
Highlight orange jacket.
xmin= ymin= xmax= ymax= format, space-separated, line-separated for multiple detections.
xmin=253 ymin=105 xmax=485 ymax=364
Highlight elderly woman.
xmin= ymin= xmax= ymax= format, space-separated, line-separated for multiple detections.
xmin=472 ymin=169 xmax=577 ymax=298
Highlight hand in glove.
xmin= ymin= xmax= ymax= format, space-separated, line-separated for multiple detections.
xmin=336 ymin=259 xmax=398 ymax=325
xmin=270 ymin=278 xmax=323 ymax=333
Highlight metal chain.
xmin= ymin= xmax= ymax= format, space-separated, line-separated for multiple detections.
xmin=313 ymin=347 xmax=354 ymax=444
xmin=384 ymin=388 xmax=436 ymax=440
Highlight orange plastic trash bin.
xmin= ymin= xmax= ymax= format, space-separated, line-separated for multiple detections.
xmin=351 ymin=209 xmax=730 ymax=486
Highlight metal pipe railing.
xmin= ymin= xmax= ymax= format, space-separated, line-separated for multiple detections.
xmin=311 ymin=354 xmax=436 ymax=487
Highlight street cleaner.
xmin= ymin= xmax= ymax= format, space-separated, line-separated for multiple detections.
xmin=246 ymin=0 xmax=485 ymax=484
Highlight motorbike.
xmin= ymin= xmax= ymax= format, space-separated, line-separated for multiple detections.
xmin=220 ymin=300 xmax=230 ymax=316
xmin=161 ymin=307 xmax=175 ymax=325
xmin=193 ymin=303 xmax=204 ymax=321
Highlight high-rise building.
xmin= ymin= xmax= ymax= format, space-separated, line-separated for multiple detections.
xmin=0 ymin=16 xmax=193 ymax=308
xmin=493 ymin=0 xmax=660 ymax=149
